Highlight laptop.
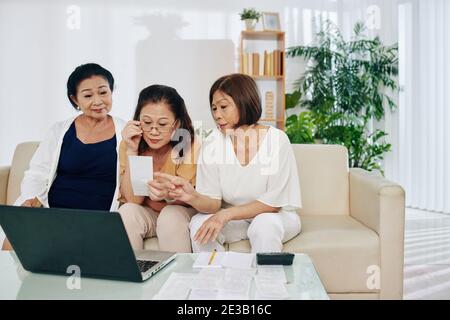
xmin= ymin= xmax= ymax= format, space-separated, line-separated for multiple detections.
xmin=0 ymin=204 xmax=176 ymax=282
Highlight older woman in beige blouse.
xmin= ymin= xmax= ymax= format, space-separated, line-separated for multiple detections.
xmin=118 ymin=84 xmax=199 ymax=253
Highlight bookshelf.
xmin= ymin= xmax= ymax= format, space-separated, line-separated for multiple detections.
xmin=240 ymin=30 xmax=285 ymax=130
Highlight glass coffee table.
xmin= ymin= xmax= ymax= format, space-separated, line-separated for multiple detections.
xmin=0 ymin=252 xmax=328 ymax=300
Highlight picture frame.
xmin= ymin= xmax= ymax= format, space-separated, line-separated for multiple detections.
xmin=262 ymin=12 xmax=281 ymax=31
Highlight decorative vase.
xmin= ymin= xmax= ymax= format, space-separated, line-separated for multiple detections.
xmin=244 ymin=19 xmax=257 ymax=31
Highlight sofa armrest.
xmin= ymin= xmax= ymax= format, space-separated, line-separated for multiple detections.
xmin=349 ymin=168 xmax=405 ymax=299
xmin=0 ymin=166 xmax=10 ymax=205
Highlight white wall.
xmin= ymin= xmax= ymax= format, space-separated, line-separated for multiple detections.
xmin=0 ymin=0 xmax=397 ymax=167
xmin=0 ymin=0 xmax=343 ymax=166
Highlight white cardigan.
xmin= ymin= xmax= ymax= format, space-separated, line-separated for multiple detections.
xmin=14 ymin=115 xmax=126 ymax=211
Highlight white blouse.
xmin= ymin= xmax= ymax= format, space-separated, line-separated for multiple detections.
xmin=196 ymin=126 xmax=302 ymax=212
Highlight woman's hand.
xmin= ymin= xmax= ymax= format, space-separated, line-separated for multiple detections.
xmin=194 ymin=210 xmax=230 ymax=245
xmin=147 ymin=176 xmax=172 ymax=202
xmin=21 ymin=199 xmax=35 ymax=207
xmin=1 ymin=238 xmax=12 ymax=251
xmin=21 ymin=198 xmax=41 ymax=207
xmin=154 ymin=172 xmax=196 ymax=204
xmin=121 ymin=120 xmax=143 ymax=154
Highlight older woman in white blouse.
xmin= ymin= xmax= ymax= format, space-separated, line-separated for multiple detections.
xmin=156 ymin=73 xmax=301 ymax=253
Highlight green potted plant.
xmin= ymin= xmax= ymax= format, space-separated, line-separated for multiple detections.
xmin=239 ymin=8 xmax=261 ymax=31
xmin=286 ymin=21 xmax=399 ymax=174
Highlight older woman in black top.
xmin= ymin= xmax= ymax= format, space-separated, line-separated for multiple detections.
xmin=2 ymin=63 xmax=125 ymax=250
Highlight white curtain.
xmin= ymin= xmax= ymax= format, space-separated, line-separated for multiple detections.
xmin=395 ymin=0 xmax=450 ymax=214
xmin=284 ymin=0 xmax=399 ymax=89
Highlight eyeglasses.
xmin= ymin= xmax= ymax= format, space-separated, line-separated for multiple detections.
xmin=140 ymin=119 xmax=176 ymax=133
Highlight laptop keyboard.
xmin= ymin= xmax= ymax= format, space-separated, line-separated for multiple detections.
xmin=136 ymin=259 xmax=158 ymax=273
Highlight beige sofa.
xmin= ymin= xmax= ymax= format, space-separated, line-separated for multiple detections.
xmin=0 ymin=142 xmax=405 ymax=299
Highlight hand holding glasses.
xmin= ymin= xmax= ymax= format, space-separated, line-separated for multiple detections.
xmin=121 ymin=118 xmax=177 ymax=153
xmin=122 ymin=120 xmax=143 ymax=154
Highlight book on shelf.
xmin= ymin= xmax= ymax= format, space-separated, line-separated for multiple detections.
xmin=242 ymin=50 xmax=285 ymax=77
xmin=269 ymin=52 xmax=273 ymax=76
xmin=253 ymin=52 xmax=260 ymax=76
xmin=263 ymin=50 xmax=268 ymax=76
xmin=242 ymin=53 xmax=247 ymax=74
xmin=273 ymin=51 xmax=276 ymax=76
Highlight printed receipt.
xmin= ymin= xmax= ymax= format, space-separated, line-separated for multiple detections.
xmin=128 ymin=155 xmax=153 ymax=196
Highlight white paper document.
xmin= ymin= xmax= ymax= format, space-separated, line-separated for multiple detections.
xmin=218 ymin=269 xmax=254 ymax=300
xmin=128 ymin=155 xmax=153 ymax=196
xmin=190 ymin=274 xmax=222 ymax=290
xmin=155 ymin=264 xmax=291 ymax=300
xmin=192 ymin=252 xmax=255 ymax=269
xmin=254 ymin=275 xmax=290 ymax=300
xmin=221 ymin=252 xmax=255 ymax=269
xmin=188 ymin=268 xmax=254 ymax=300
xmin=189 ymin=288 xmax=219 ymax=300
xmin=198 ymin=268 xmax=227 ymax=278
xmin=153 ymin=273 xmax=194 ymax=300
xmin=257 ymin=265 xmax=287 ymax=283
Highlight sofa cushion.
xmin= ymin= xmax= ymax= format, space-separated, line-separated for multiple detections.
xmin=228 ymin=215 xmax=380 ymax=294
xmin=284 ymin=215 xmax=379 ymax=293
xmin=292 ymin=144 xmax=350 ymax=216
xmin=7 ymin=142 xmax=40 ymax=205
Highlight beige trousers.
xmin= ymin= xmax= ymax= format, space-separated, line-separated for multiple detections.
xmin=118 ymin=203 xmax=196 ymax=252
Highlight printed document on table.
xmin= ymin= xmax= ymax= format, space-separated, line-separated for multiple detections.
xmin=257 ymin=265 xmax=287 ymax=283
xmin=221 ymin=252 xmax=254 ymax=269
xmin=128 ymin=155 xmax=153 ymax=196
xmin=254 ymin=275 xmax=290 ymax=300
xmin=217 ymin=269 xmax=254 ymax=300
xmin=193 ymin=252 xmax=254 ymax=269
xmin=153 ymin=273 xmax=194 ymax=300
xmin=188 ymin=268 xmax=254 ymax=300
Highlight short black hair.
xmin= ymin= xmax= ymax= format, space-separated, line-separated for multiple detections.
xmin=133 ymin=85 xmax=195 ymax=157
xmin=67 ymin=63 xmax=114 ymax=109
xmin=209 ymin=73 xmax=262 ymax=127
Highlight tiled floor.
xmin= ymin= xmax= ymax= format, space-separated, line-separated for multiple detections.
xmin=403 ymin=208 xmax=450 ymax=300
